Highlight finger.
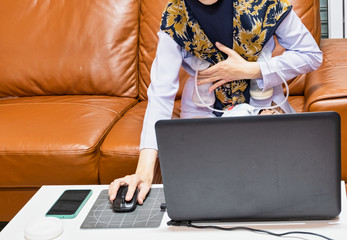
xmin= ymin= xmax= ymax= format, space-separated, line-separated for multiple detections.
xmin=215 ymin=42 xmax=234 ymax=57
xmin=108 ymin=180 xmax=122 ymax=202
xmin=197 ymin=75 xmax=222 ymax=85
xmin=198 ymin=64 xmax=220 ymax=76
xmin=125 ymin=176 xmax=139 ymax=201
xmin=209 ymin=79 xmax=228 ymax=93
xmin=137 ymin=184 xmax=151 ymax=205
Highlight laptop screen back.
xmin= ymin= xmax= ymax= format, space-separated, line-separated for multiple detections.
xmin=156 ymin=112 xmax=341 ymax=221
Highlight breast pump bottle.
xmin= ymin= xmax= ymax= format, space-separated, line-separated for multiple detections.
xmin=188 ymin=57 xmax=215 ymax=107
xmin=249 ymin=79 xmax=273 ymax=100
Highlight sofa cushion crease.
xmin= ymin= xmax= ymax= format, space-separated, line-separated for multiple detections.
xmin=0 ymin=96 xmax=139 ymax=190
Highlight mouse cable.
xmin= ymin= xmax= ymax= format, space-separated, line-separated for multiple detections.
xmin=167 ymin=220 xmax=334 ymax=240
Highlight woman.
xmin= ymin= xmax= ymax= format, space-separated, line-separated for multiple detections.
xmin=109 ymin=0 xmax=322 ymax=203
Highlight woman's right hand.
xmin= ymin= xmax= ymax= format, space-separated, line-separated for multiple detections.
xmin=108 ymin=173 xmax=152 ymax=205
xmin=108 ymin=148 xmax=158 ymax=205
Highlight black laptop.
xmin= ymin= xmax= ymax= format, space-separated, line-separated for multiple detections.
xmin=155 ymin=112 xmax=341 ymax=221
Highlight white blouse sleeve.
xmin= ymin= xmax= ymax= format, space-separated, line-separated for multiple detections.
xmin=257 ymin=10 xmax=323 ymax=90
xmin=139 ymin=31 xmax=183 ymax=150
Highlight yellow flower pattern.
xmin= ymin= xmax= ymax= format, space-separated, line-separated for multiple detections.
xmin=160 ymin=0 xmax=292 ymax=109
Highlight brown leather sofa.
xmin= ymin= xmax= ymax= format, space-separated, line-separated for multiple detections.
xmin=0 ymin=0 xmax=346 ymax=222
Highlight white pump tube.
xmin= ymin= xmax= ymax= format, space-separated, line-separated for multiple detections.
xmin=193 ymin=67 xmax=290 ymax=113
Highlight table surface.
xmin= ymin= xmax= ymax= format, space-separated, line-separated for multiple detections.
xmin=1 ymin=183 xmax=346 ymax=240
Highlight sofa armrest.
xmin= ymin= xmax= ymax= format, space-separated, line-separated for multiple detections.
xmin=305 ymin=39 xmax=347 ymax=112
xmin=304 ymin=39 xmax=347 ymax=182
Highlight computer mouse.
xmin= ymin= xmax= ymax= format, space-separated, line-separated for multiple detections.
xmin=113 ymin=186 xmax=138 ymax=212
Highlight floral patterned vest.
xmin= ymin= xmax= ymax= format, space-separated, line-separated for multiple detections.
xmin=160 ymin=0 xmax=292 ymax=109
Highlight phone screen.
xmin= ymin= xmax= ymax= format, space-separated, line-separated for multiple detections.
xmin=46 ymin=189 xmax=92 ymax=218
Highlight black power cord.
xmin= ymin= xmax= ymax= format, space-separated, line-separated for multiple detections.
xmin=167 ymin=220 xmax=334 ymax=240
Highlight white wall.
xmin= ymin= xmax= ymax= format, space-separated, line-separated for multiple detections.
xmin=327 ymin=0 xmax=345 ymax=38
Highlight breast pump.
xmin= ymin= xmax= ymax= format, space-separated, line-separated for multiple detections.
xmin=189 ymin=57 xmax=289 ymax=117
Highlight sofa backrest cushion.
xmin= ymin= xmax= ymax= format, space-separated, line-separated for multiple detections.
xmin=0 ymin=0 xmax=139 ymax=98
xmin=138 ymin=0 xmax=321 ymax=100
xmin=138 ymin=0 xmax=189 ymax=101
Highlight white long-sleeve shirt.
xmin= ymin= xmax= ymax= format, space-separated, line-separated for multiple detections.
xmin=140 ymin=10 xmax=323 ymax=150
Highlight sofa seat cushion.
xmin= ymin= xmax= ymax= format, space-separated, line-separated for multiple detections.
xmin=99 ymin=100 xmax=181 ymax=184
xmin=0 ymin=95 xmax=137 ymax=187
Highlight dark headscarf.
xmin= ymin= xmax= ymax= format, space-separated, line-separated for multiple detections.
xmin=185 ymin=0 xmax=233 ymax=54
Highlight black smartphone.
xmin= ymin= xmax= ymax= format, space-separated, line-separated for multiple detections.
xmin=45 ymin=189 xmax=92 ymax=219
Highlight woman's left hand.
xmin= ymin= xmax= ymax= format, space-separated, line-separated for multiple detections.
xmin=198 ymin=42 xmax=262 ymax=93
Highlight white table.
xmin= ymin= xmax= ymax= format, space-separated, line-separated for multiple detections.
xmin=1 ymin=183 xmax=346 ymax=240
